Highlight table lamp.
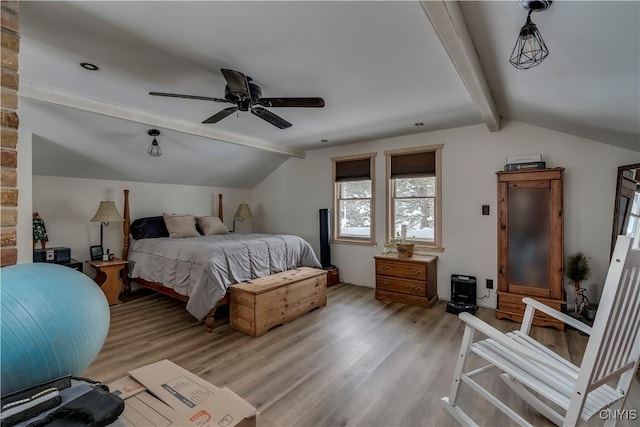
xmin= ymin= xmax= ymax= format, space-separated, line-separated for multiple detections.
xmin=90 ymin=200 xmax=123 ymax=257
xmin=232 ymin=203 xmax=254 ymax=232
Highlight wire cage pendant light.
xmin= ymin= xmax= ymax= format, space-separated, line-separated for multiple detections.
xmin=147 ymin=129 xmax=162 ymax=157
xmin=509 ymin=0 xmax=552 ymax=70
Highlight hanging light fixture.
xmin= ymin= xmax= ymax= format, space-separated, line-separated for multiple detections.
xmin=509 ymin=0 xmax=552 ymax=70
xmin=147 ymin=129 xmax=162 ymax=157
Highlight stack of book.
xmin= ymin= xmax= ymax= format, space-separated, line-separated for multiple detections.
xmin=504 ymin=154 xmax=546 ymax=171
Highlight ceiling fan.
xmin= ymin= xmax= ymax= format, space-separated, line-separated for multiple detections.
xmin=149 ymin=68 xmax=325 ymax=129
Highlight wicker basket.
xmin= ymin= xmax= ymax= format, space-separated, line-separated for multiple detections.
xmin=396 ymin=243 xmax=415 ymax=258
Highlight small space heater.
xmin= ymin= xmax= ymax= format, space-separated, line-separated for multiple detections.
xmin=446 ymin=274 xmax=477 ymax=315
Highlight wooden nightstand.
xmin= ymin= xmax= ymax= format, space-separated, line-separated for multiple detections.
xmin=374 ymin=253 xmax=438 ymax=308
xmin=85 ymin=258 xmax=128 ymax=305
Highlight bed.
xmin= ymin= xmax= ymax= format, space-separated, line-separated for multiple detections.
xmin=121 ymin=190 xmax=322 ymax=331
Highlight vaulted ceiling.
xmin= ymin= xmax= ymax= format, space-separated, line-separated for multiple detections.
xmin=19 ymin=1 xmax=639 ymax=188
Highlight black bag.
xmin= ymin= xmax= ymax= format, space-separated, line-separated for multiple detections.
xmin=1 ymin=377 xmax=124 ymax=427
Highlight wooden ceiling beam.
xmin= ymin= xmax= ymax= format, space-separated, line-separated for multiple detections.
xmin=19 ymin=81 xmax=305 ymax=158
xmin=420 ymin=1 xmax=500 ymax=132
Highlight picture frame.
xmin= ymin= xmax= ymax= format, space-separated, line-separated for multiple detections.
xmin=90 ymin=245 xmax=103 ymax=261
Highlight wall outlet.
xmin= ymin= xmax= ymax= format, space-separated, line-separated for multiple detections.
xmin=486 ymin=279 xmax=494 ymax=289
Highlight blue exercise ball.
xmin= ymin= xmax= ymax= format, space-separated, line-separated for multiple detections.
xmin=1 ymin=263 xmax=110 ymax=395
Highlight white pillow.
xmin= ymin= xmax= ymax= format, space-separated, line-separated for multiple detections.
xmin=197 ymin=216 xmax=229 ymax=235
xmin=163 ymin=213 xmax=199 ymax=238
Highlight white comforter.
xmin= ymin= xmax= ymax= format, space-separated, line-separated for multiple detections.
xmin=128 ymin=233 xmax=321 ymax=320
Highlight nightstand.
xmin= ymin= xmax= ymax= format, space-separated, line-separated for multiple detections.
xmin=85 ymin=258 xmax=128 ymax=305
xmin=325 ymin=266 xmax=339 ymax=287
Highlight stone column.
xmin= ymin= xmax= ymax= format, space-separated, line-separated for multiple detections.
xmin=1 ymin=0 xmax=20 ymax=266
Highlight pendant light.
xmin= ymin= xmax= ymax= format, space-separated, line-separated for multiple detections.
xmin=509 ymin=0 xmax=552 ymax=70
xmin=147 ymin=129 xmax=162 ymax=157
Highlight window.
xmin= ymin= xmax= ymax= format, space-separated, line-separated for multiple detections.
xmin=386 ymin=145 xmax=442 ymax=250
xmin=332 ymin=153 xmax=376 ymax=244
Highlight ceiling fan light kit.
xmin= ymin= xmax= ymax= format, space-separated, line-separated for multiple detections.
xmin=509 ymin=0 xmax=552 ymax=70
xmin=150 ymin=68 xmax=325 ymax=129
xmin=147 ymin=129 xmax=162 ymax=157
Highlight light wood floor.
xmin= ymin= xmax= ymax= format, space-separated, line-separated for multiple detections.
xmin=84 ymin=284 xmax=639 ymax=427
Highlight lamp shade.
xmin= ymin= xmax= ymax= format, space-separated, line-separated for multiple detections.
xmin=90 ymin=201 xmax=123 ymax=223
xmin=233 ymin=204 xmax=254 ymax=221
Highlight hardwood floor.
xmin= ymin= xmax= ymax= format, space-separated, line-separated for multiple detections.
xmin=84 ymin=284 xmax=639 ymax=426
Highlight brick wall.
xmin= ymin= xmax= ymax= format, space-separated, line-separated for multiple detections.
xmin=1 ymin=0 xmax=19 ymax=266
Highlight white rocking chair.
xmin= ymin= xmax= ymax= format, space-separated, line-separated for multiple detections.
xmin=441 ymin=235 xmax=640 ymax=426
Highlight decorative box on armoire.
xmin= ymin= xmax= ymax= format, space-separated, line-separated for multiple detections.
xmin=496 ymin=168 xmax=565 ymax=330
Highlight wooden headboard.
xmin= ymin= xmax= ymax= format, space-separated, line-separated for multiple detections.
xmin=121 ymin=189 xmax=224 ymax=261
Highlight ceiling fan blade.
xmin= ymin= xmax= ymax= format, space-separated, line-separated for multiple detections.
xmin=220 ymin=69 xmax=251 ymax=98
xmin=203 ymin=107 xmax=238 ymax=124
xmin=258 ymin=97 xmax=325 ymax=108
xmin=149 ymin=92 xmax=228 ymax=103
xmin=251 ymin=107 xmax=292 ymax=129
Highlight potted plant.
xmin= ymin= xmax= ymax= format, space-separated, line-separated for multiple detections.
xmin=566 ymin=251 xmax=591 ymax=314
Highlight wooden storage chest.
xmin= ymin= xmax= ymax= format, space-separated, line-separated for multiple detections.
xmin=229 ymin=267 xmax=327 ymax=337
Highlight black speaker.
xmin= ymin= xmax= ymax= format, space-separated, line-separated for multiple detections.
xmin=319 ymin=209 xmax=332 ymax=268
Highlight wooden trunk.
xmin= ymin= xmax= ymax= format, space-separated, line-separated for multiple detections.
xmin=230 ymin=267 xmax=327 ymax=337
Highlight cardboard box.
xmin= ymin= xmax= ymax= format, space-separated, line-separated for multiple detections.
xmin=109 ymin=360 xmax=256 ymax=427
xmin=109 ymin=375 xmax=192 ymax=427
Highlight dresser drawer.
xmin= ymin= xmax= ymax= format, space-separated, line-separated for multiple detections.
xmin=376 ymin=260 xmax=426 ymax=281
xmin=376 ymin=276 xmax=426 ymax=296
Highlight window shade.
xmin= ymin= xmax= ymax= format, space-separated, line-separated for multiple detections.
xmin=390 ymin=151 xmax=436 ymax=178
xmin=335 ymin=158 xmax=371 ymax=182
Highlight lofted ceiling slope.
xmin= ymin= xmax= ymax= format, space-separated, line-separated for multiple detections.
xmin=18 ymin=1 xmax=639 ymax=187
xmin=459 ymin=1 xmax=639 ymax=152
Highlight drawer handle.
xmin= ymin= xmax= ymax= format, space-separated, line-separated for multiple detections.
xmin=381 ymin=281 xmax=389 ymax=286
xmin=381 ymin=265 xmax=389 ymax=272
xmin=412 ymin=287 xmax=419 ymax=291
xmin=411 ymin=269 xmax=420 ymax=276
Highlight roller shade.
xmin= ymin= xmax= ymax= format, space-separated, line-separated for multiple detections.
xmin=335 ymin=158 xmax=371 ymax=182
xmin=390 ymin=151 xmax=436 ymax=178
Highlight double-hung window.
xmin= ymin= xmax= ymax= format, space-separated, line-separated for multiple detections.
xmin=332 ymin=153 xmax=376 ymax=244
xmin=386 ymin=145 xmax=442 ymax=250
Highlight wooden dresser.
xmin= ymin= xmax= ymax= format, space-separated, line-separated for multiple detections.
xmin=374 ymin=254 xmax=438 ymax=307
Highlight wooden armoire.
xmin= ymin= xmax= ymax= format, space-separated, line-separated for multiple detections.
xmin=496 ymin=168 xmax=565 ymax=330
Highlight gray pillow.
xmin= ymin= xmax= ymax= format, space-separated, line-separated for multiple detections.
xmin=163 ymin=213 xmax=199 ymax=238
xmin=197 ymin=216 xmax=229 ymax=235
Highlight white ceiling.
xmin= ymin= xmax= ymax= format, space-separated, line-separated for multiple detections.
xmin=18 ymin=1 xmax=639 ymax=188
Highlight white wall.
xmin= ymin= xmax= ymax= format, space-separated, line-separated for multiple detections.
xmin=32 ymin=176 xmax=252 ymax=263
xmin=251 ymin=120 xmax=640 ymax=308
xmin=17 ymin=131 xmax=33 ymax=264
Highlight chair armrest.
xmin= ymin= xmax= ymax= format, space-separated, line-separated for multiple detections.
xmin=458 ymin=312 xmax=578 ymax=380
xmin=522 ymin=298 xmax=592 ymax=335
